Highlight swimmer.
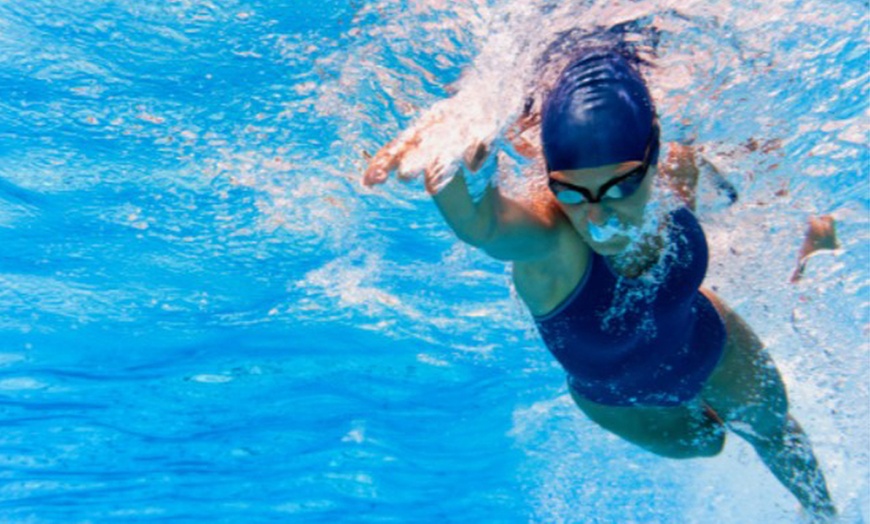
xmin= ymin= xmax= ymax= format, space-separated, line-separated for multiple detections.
xmin=363 ymin=46 xmax=837 ymax=519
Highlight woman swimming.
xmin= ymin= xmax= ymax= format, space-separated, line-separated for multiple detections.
xmin=362 ymin=46 xmax=837 ymax=519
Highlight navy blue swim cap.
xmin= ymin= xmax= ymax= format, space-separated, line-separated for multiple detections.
xmin=541 ymin=48 xmax=658 ymax=171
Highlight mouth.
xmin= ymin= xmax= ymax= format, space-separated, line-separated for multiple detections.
xmin=586 ymin=216 xmax=631 ymax=244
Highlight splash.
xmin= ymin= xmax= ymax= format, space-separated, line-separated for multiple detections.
xmin=334 ymin=1 xmax=869 ymax=521
xmin=0 ymin=0 xmax=864 ymax=521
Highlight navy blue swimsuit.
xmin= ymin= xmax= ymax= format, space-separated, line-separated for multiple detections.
xmin=533 ymin=208 xmax=726 ymax=407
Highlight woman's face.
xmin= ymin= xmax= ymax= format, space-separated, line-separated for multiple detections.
xmin=548 ymin=161 xmax=656 ymax=255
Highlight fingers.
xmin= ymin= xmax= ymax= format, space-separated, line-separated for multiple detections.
xmin=396 ymin=166 xmax=420 ymax=182
xmin=362 ymin=132 xmax=426 ymax=187
xmin=363 ymin=160 xmax=390 ymax=186
xmin=423 ymin=159 xmax=453 ymax=195
xmin=364 ymin=129 xmax=495 ymax=190
xmin=423 ymin=165 xmax=440 ymax=195
xmin=362 ymin=142 xmax=403 ymax=187
xmin=363 ymin=163 xmax=396 ymax=186
xmin=362 ymin=152 xmax=422 ymax=186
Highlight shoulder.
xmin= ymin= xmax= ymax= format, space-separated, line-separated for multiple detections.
xmin=511 ymin=217 xmax=591 ymax=316
xmin=474 ymin=186 xmax=564 ymax=262
xmin=671 ymin=207 xmax=707 ymax=245
xmin=662 ymin=207 xmax=710 ymax=281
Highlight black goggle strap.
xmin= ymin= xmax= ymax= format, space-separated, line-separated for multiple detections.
xmin=549 ymin=163 xmax=647 ymax=202
xmin=593 ymin=122 xmax=658 ymax=199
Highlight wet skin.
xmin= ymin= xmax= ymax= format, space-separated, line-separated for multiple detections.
xmin=547 ymin=161 xmax=655 ymax=258
xmin=542 ymin=165 xmax=835 ymax=518
xmin=363 ymin=138 xmax=837 ymax=519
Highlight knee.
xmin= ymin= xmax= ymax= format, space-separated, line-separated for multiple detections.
xmin=729 ymin=409 xmax=791 ymax=450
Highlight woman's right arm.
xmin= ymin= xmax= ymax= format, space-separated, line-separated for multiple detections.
xmin=430 ymin=170 xmax=558 ymax=262
xmin=364 ymin=139 xmax=559 ymax=263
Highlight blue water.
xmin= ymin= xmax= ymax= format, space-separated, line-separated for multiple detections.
xmin=0 ymin=0 xmax=867 ymax=522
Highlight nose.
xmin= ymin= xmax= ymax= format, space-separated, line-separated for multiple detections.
xmin=585 ymin=203 xmax=607 ymax=225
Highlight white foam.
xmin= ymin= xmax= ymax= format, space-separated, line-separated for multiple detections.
xmin=587 ymin=216 xmax=628 ymax=243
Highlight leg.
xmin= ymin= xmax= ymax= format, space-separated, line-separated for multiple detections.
xmin=790 ymin=215 xmax=839 ymax=283
xmin=569 ymin=385 xmax=725 ymax=459
xmin=700 ymin=290 xmax=836 ymax=519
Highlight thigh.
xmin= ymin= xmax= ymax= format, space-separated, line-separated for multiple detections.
xmin=569 ymin=386 xmax=719 ymax=458
xmin=700 ymin=290 xmax=789 ymax=438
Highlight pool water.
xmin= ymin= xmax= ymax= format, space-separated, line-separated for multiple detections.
xmin=0 ymin=0 xmax=867 ymax=522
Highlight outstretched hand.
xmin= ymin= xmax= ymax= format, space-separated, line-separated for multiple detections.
xmin=362 ymin=130 xmax=423 ymax=187
xmin=363 ymin=125 xmax=493 ymax=196
xmin=362 ymin=94 xmax=526 ymax=194
xmin=421 ymin=141 xmax=492 ymax=195
xmin=362 ymin=109 xmax=451 ymax=188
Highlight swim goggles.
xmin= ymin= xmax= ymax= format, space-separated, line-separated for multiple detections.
xmin=547 ymin=127 xmax=658 ymax=206
xmin=547 ymin=164 xmax=650 ymax=205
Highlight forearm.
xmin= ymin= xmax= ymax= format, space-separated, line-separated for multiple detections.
xmin=431 ymin=173 xmax=557 ymax=262
xmin=431 ymin=172 xmax=497 ymax=247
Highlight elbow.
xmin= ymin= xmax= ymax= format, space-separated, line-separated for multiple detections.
xmin=445 ymin=208 xmax=499 ymax=249
xmin=453 ymin=218 xmax=497 ymax=249
xmin=460 ymin=224 xmax=518 ymax=262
